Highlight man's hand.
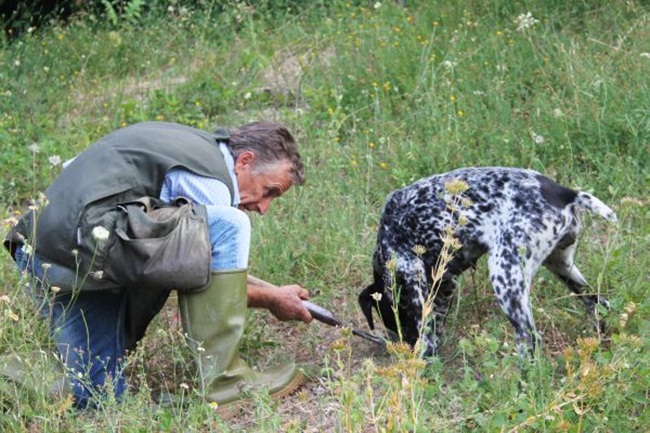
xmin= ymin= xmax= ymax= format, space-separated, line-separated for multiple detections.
xmin=246 ymin=275 xmax=313 ymax=323
xmin=266 ymin=284 xmax=312 ymax=323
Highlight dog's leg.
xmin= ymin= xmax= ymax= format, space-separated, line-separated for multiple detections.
xmin=487 ymin=247 xmax=539 ymax=357
xmin=544 ymin=241 xmax=609 ymax=334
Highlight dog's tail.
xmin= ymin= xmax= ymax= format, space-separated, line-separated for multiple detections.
xmin=574 ymin=192 xmax=618 ymax=223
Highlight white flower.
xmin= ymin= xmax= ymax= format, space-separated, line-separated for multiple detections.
xmin=22 ymin=244 xmax=33 ymax=255
xmin=48 ymin=155 xmax=62 ymax=167
xmin=371 ymin=292 xmax=383 ymax=302
xmin=243 ymin=92 xmax=252 ymax=100
xmin=552 ymin=108 xmax=564 ymax=118
xmin=92 ymin=226 xmax=110 ymax=242
xmin=530 ymin=131 xmax=545 ymax=145
xmin=91 ymin=270 xmax=104 ymax=280
xmin=374 ymin=2 xmax=382 ymax=9
xmin=515 ymin=12 xmax=539 ymax=32
xmin=27 ymin=143 xmax=40 ymax=153
xmin=640 ymin=52 xmax=650 ymax=59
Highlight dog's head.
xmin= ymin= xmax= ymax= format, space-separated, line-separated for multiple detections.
xmin=358 ymin=279 xmax=398 ymax=335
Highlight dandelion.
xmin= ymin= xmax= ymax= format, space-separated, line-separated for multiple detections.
xmin=530 ymin=131 xmax=545 ymax=145
xmin=92 ymin=226 xmax=110 ymax=242
xmin=350 ymin=159 xmax=358 ymax=167
xmin=515 ymin=12 xmax=539 ymax=32
xmin=379 ymin=162 xmax=388 ymax=169
xmin=48 ymin=155 xmax=62 ymax=167
xmin=368 ymin=142 xmax=375 ymax=148
xmin=209 ymin=401 xmax=219 ymax=410
xmin=371 ymin=292 xmax=382 ymax=302
xmin=457 ymin=110 xmax=465 ymax=117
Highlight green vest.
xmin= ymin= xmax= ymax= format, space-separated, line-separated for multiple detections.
xmin=6 ymin=121 xmax=234 ymax=277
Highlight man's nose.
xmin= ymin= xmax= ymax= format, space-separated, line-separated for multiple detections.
xmin=257 ymin=198 xmax=271 ymax=215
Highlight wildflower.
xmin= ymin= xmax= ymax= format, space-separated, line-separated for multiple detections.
xmin=22 ymin=243 xmax=33 ymax=256
xmin=48 ymin=155 xmax=62 ymax=167
xmin=41 ymin=263 xmax=52 ymax=271
xmin=442 ymin=60 xmax=457 ymax=69
xmin=27 ymin=143 xmax=40 ymax=153
xmin=444 ymin=179 xmax=469 ymax=195
xmin=373 ymin=2 xmax=381 ymax=9
xmin=92 ymin=226 xmax=110 ymax=242
xmin=458 ymin=215 xmax=469 ymax=226
xmin=350 ymin=159 xmax=358 ymax=167
xmin=243 ymin=92 xmax=252 ymax=100
xmin=530 ymin=131 xmax=545 ymax=145
xmin=179 ymin=383 xmax=190 ymax=390
xmin=91 ymin=270 xmax=104 ymax=280
xmin=457 ymin=110 xmax=465 ymax=117
xmin=412 ymin=244 xmax=426 ymax=256
xmin=197 ymin=346 xmax=206 ymax=353
xmin=0 ymin=295 xmax=10 ymax=303
xmin=515 ymin=12 xmax=539 ymax=32
xmin=51 ymin=286 xmax=61 ymax=293
xmin=379 ymin=162 xmax=388 ymax=169
xmin=385 ymin=258 xmax=396 ymax=272
xmin=209 ymin=401 xmax=219 ymax=410
xmin=640 ymin=52 xmax=650 ymax=59
xmin=371 ymin=292 xmax=382 ymax=302
xmin=552 ymin=108 xmax=564 ymax=118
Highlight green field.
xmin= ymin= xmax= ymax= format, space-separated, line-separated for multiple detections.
xmin=1 ymin=1 xmax=648 ymax=431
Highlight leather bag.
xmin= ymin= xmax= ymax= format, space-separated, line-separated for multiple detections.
xmin=104 ymin=196 xmax=211 ymax=292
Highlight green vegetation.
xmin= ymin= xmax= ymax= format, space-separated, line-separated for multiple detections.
xmin=1 ymin=1 xmax=648 ymax=431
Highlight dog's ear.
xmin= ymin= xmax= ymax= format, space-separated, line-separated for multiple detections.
xmin=358 ymin=285 xmax=376 ymax=330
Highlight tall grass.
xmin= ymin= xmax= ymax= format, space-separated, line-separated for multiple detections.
xmin=1 ymin=0 xmax=648 ymax=431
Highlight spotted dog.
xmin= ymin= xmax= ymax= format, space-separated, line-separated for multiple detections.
xmin=359 ymin=167 xmax=617 ymax=357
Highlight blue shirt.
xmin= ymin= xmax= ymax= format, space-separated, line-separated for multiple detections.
xmin=159 ymin=142 xmax=240 ymax=206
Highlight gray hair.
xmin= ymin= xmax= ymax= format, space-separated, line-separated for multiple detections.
xmin=227 ymin=121 xmax=304 ymax=185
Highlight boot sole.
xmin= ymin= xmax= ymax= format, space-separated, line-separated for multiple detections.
xmin=215 ymin=370 xmax=306 ymax=420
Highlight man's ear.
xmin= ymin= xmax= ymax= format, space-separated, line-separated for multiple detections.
xmin=358 ymin=285 xmax=376 ymax=330
xmin=234 ymin=150 xmax=255 ymax=172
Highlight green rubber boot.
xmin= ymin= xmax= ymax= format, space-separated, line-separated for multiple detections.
xmin=178 ymin=269 xmax=304 ymax=418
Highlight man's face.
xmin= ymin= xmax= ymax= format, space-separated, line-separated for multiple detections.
xmin=234 ymin=151 xmax=293 ymax=215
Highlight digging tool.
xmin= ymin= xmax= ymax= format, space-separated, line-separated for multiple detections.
xmin=302 ymin=300 xmax=387 ymax=347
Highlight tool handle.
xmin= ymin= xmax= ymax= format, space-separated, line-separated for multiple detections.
xmin=302 ymin=300 xmax=344 ymax=327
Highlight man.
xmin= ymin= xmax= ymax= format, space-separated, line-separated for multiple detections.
xmin=2 ymin=120 xmax=313 ymax=415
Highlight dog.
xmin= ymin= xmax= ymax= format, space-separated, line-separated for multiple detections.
xmin=359 ymin=167 xmax=617 ymax=358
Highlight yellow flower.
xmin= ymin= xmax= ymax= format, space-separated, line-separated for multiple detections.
xmin=379 ymin=162 xmax=388 ymax=169
xmin=368 ymin=142 xmax=375 ymax=148
xmin=457 ymin=110 xmax=465 ymax=117
xmin=351 ymin=159 xmax=358 ymax=167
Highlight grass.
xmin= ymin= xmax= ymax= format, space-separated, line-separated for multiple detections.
xmin=1 ymin=0 xmax=648 ymax=431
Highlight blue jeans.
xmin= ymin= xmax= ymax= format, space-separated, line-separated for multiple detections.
xmin=15 ymin=206 xmax=250 ymax=408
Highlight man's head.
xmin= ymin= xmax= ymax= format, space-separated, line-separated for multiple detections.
xmin=227 ymin=121 xmax=304 ymax=214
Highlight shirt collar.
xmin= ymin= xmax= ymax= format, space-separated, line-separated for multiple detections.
xmin=218 ymin=142 xmax=240 ymax=206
